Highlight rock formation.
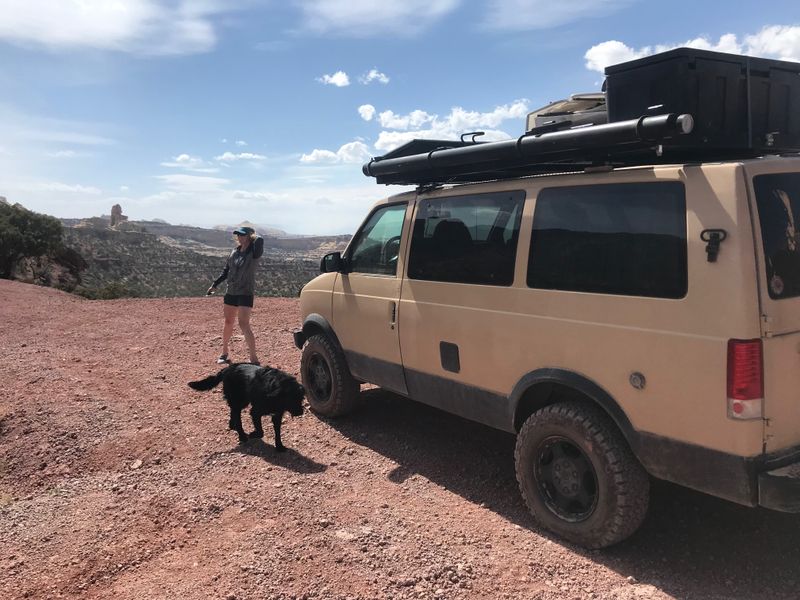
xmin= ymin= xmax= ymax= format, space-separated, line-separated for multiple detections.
xmin=110 ymin=204 xmax=128 ymax=228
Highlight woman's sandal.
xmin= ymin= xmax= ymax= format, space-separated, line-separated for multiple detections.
xmin=216 ymin=354 xmax=231 ymax=364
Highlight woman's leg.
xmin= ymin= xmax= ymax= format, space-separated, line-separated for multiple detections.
xmin=237 ymin=306 xmax=259 ymax=363
xmin=222 ymin=304 xmax=238 ymax=357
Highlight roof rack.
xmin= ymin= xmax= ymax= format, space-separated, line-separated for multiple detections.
xmin=363 ymin=48 xmax=800 ymax=187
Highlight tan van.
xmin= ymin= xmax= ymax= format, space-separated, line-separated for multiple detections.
xmin=294 ymin=49 xmax=800 ymax=548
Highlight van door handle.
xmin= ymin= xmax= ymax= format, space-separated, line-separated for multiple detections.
xmin=389 ymin=301 xmax=397 ymax=328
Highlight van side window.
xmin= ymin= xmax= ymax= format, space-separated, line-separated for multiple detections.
xmin=753 ymin=173 xmax=800 ymax=299
xmin=407 ymin=191 xmax=525 ymax=286
xmin=527 ymin=182 xmax=687 ymax=298
xmin=348 ymin=203 xmax=407 ymax=276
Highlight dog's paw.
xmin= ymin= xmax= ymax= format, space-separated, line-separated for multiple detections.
xmin=248 ymin=431 xmax=264 ymax=439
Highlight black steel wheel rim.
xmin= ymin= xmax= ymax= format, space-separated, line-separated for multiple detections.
xmin=534 ymin=435 xmax=598 ymax=522
xmin=307 ymin=353 xmax=332 ymax=402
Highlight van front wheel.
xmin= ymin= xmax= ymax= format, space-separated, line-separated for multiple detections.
xmin=300 ymin=334 xmax=359 ymax=417
xmin=514 ymin=401 xmax=649 ymax=548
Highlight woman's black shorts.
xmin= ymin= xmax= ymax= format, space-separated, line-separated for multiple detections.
xmin=223 ymin=294 xmax=254 ymax=308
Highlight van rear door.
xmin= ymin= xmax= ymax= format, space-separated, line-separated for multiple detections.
xmin=747 ymin=163 xmax=800 ymax=451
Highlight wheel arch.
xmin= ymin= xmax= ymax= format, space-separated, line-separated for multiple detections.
xmin=510 ymin=368 xmax=638 ymax=452
xmin=300 ymin=313 xmax=343 ymax=349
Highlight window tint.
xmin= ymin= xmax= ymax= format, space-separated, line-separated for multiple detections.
xmin=527 ymin=182 xmax=687 ymax=298
xmin=348 ymin=203 xmax=407 ymax=275
xmin=408 ymin=191 xmax=525 ymax=286
xmin=754 ymin=173 xmax=800 ymax=299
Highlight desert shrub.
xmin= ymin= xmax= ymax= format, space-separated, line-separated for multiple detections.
xmin=76 ymin=281 xmax=138 ymax=300
xmin=0 ymin=203 xmax=64 ymax=278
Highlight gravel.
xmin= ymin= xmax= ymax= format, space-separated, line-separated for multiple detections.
xmin=1 ymin=279 xmax=799 ymax=600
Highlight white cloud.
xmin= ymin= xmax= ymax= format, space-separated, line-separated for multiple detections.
xmin=358 ymin=104 xmax=376 ymax=121
xmin=295 ymin=0 xmax=459 ymax=36
xmin=317 ymin=70 xmax=350 ymax=87
xmin=378 ymin=109 xmax=436 ymax=130
xmin=0 ymin=0 xmax=244 ymax=56
xmin=20 ymin=182 xmax=102 ymax=195
xmin=232 ymin=190 xmax=277 ymax=202
xmin=120 ymin=185 xmax=130 ymax=192
xmin=744 ymin=25 xmax=800 ymax=62
xmin=371 ymin=100 xmax=530 ymax=152
xmin=45 ymin=149 xmax=82 ymax=158
xmin=214 ymin=151 xmax=268 ymax=162
xmin=235 ymin=140 xmax=248 ymax=146
xmin=24 ymin=129 xmax=115 ymax=146
xmin=484 ymin=0 xmax=636 ymax=31
xmin=136 ymin=177 xmax=382 ymax=234
xmin=300 ymin=149 xmax=338 ymax=163
xmin=301 ymin=141 xmax=372 ymax=164
xmin=360 ymin=69 xmax=390 ymax=85
xmin=160 ymin=153 xmax=218 ymax=173
xmin=585 ymin=26 xmax=800 ymax=72
xmin=154 ymin=174 xmax=230 ymax=192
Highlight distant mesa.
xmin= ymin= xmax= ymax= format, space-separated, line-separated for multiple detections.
xmin=213 ymin=222 xmax=289 ymax=238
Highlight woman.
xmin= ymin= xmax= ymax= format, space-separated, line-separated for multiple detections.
xmin=207 ymin=226 xmax=264 ymax=365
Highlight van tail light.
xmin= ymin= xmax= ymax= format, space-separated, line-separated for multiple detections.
xmin=727 ymin=339 xmax=763 ymax=420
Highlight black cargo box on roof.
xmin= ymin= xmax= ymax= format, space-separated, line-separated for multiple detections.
xmin=605 ymin=48 xmax=800 ymax=154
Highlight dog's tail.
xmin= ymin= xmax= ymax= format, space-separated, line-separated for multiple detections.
xmin=187 ymin=367 xmax=228 ymax=392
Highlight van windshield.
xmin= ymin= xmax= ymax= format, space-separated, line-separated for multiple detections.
xmin=754 ymin=173 xmax=800 ymax=299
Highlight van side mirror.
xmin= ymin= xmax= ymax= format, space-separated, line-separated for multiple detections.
xmin=320 ymin=251 xmax=344 ymax=273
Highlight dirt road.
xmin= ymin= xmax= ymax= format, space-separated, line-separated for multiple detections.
xmin=1 ymin=279 xmax=799 ymax=599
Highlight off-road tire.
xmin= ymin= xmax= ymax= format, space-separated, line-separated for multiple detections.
xmin=515 ymin=401 xmax=649 ymax=549
xmin=300 ymin=334 xmax=359 ymax=417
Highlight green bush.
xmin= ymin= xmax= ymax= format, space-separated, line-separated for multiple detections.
xmin=0 ymin=203 xmax=64 ymax=278
xmin=75 ymin=281 xmax=139 ymax=300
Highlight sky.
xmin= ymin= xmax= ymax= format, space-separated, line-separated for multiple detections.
xmin=1 ymin=1 xmax=799 ymax=235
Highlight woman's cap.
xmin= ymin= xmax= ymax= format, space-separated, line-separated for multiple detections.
xmin=233 ymin=226 xmax=255 ymax=235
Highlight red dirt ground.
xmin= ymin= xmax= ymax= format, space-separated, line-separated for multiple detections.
xmin=1 ymin=279 xmax=799 ymax=600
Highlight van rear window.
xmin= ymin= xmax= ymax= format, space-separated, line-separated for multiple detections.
xmin=754 ymin=173 xmax=800 ymax=299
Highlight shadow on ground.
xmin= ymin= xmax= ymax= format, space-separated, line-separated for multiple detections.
xmin=203 ymin=442 xmax=328 ymax=474
xmin=326 ymin=388 xmax=800 ymax=600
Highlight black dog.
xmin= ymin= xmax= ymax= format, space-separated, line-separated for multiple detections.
xmin=188 ymin=363 xmax=305 ymax=451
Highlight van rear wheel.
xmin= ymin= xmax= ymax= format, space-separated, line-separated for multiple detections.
xmin=514 ymin=401 xmax=649 ymax=548
xmin=300 ymin=334 xmax=359 ymax=417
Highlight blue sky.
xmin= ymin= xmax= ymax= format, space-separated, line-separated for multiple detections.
xmin=1 ymin=1 xmax=799 ymax=235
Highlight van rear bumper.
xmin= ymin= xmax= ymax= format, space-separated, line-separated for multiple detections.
xmin=634 ymin=433 xmax=800 ymax=510
xmin=759 ymin=461 xmax=800 ymax=512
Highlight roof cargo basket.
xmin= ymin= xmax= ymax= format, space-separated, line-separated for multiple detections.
xmin=362 ymin=48 xmax=800 ymax=187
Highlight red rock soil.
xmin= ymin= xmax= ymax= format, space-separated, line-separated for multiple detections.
xmin=1 ymin=279 xmax=799 ymax=600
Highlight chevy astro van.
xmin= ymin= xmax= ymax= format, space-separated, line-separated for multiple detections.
xmin=294 ymin=48 xmax=800 ymax=548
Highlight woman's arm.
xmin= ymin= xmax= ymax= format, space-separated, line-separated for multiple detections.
xmin=252 ymin=236 xmax=264 ymax=259
xmin=209 ymin=263 xmax=229 ymax=293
